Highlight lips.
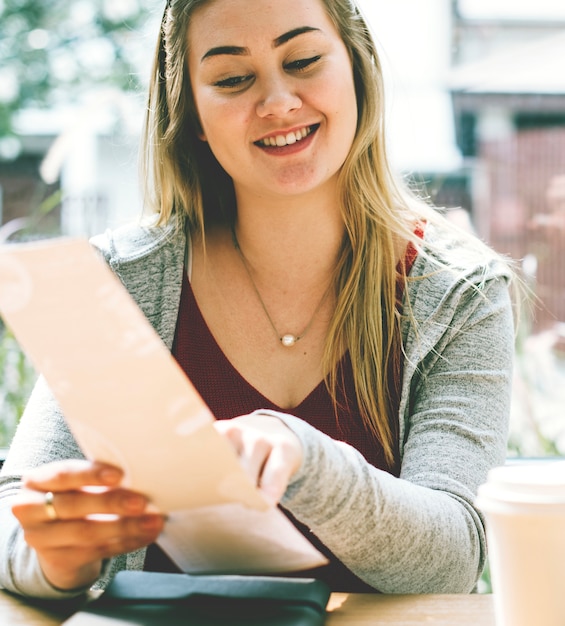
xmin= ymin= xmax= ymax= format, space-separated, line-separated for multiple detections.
xmin=255 ymin=124 xmax=319 ymax=148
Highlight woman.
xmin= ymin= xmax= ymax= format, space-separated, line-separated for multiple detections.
xmin=0 ymin=0 xmax=515 ymax=598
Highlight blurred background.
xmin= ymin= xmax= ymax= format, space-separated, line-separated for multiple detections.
xmin=1 ymin=0 xmax=564 ymax=459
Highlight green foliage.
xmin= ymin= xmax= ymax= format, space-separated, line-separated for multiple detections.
xmin=0 ymin=323 xmax=36 ymax=448
xmin=478 ymin=560 xmax=492 ymax=594
xmin=0 ymin=0 xmax=159 ymax=142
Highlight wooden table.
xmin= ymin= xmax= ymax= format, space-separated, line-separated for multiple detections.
xmin=0 ymin=589 xmax=496 ymax=625
xmin=326 ymin=593 xmax=495 ymax=624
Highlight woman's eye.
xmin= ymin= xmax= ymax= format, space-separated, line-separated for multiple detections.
xmin=285 ymin=55 xmax=321 ymax=72
xmin=214 ymin=74 xmax=252 ymax=89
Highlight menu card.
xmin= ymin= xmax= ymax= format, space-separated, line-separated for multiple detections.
xmin=0 ymin=237 xmax=327 ymax=574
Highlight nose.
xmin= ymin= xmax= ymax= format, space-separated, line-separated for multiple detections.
xmin=256 ymin=75 xmax=302 ymax=118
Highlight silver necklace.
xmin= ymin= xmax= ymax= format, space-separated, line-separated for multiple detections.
xmin=232 ymin=229 xmax=332 ymax=347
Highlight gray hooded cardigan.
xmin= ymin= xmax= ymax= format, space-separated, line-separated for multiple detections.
xmin=0 ymin=218 xmax=514 ymax=598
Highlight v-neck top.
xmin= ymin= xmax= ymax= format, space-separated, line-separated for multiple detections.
xmin=172 ymin=270 xmax=398 ymax=473
xmin=171 ymin=230 xmax=422 ymax=477
xmin=145 ymin=275 xmax=396 ymax=591
xmin=143 ymin=242 xmax=418 ymax=591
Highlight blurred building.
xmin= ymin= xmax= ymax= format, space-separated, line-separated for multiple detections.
xmin=449 ymin=3 xmax=565 ymax=331
xmin=0 ymin=133 xmax=59 ymax=233
xmin=0 ymin=92 xmax=144 ymax=242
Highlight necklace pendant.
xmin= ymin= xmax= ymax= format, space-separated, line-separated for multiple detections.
xmin=281 ymin=334 xmax=299 ymax=347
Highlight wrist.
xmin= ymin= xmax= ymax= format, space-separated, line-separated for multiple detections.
xmin=39 ymin=557 xmax=102 ymax=594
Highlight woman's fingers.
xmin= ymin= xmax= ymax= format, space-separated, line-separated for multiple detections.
xmin=22 ymin=514 xmax=164 ymax=556
xmin=22 ymin=459 xmax=123 ymax=492
xmin=214 ymin=414 xmax=302 ymax=505
xmin=257 ymin=438 xmax=299 ymax=506
xmin=215 ymin=422 xmax=271 ymax=489
xmin=12 ymin=488 xmax=150 ymax=524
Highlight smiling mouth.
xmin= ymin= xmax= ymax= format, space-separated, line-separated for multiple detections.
xmin=256 ymin=125 xmax=318 ymax=148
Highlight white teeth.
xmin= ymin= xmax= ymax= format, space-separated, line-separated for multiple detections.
xmin=285 ymin=132 xmax=297 ymax=145
xmin=260 ymin=126 xmax=312 ymax=147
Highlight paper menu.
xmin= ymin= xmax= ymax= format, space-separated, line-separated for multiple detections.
xmin=0 ymin=237 xmax=327 ymax=573
xmin=161 ymin=504 xmax=326 ymax=574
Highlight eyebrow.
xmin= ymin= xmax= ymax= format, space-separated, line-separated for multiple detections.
xmin=201 ymin=26 xmax=321 ymax=62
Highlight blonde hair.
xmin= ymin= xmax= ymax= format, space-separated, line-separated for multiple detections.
xmin=142 ymin=0 xmax=470 ymax=464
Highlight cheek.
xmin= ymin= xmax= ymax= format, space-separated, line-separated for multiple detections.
xmin=197 ymin=110 xmax=225 ymax=146
xmin=318 ymin=62 xmax=357 ymax=123
xmin=329 ymin=77 xmax=358 ymax=139
xmin=196 ymin=112 xmax=246 ymax=176
xmin=192 ymin=89 xmax=227 ymax=141
xmin=342 ymin=76 xmax=359 ymax=138
xmin=200 ymin=102 xmax=251 ymax=152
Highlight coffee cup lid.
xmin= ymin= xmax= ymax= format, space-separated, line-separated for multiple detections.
xmin=477 ymin=460 xmax=565 ymax=506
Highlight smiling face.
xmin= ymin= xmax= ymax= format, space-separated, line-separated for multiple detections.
xmin=187 ymin=0 xmax=358 ymax=204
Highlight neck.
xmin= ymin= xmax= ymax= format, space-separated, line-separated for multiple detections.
xmin=232 ymin=190 xmax=344 ymax=287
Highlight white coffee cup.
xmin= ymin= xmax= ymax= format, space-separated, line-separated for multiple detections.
xmin=476 ymin=461 xmax=565 ymax=626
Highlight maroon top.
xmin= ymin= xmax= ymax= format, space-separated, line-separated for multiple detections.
xmin=144 ymin=237 xmax=419 ymax=592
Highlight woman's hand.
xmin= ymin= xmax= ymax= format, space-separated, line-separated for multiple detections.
xmin=214 ymin=413 xmax=303 ymax=506
xmin=11 ymin=460 xmax=164 ymax=592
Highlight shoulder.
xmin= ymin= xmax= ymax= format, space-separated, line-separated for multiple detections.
xmin=89 ymin=215 xmax=186 ymax=269
xmin=416 ymin=220 xmax=512 ymax=284
xmin=403 ymin=220 xmax=515 ymax=345
xmin=88 ymin=216 xmax=187 ymax=345
xmin=408 ymin=221 xmax=513 ymax=309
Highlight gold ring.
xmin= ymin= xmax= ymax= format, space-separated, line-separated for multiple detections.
xmin=44 ymin=491 xmax=58 ymax=521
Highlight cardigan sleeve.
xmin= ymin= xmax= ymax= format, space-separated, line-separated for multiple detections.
xmin=277 ymin=273 xmax=513 ymax=593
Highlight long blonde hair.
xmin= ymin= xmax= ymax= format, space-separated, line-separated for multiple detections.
xmin=142 ymin=0 xmax=457 ymax=464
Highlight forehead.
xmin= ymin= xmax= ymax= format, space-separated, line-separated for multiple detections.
xmin=187 ymin=0 xmax=336 ymax=51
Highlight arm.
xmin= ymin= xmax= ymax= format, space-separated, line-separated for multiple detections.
xmin=276 ymin=275 xmax=513 ymax=593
